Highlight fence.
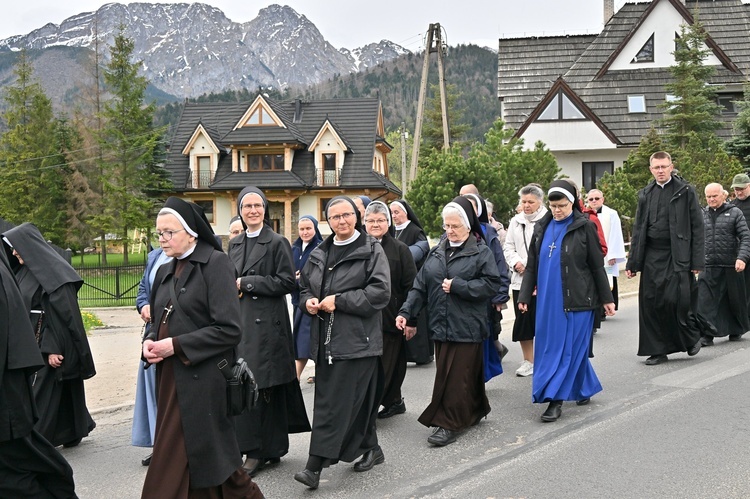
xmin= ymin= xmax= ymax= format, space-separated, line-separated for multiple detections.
xmin=76 ymin=263 xmax=146 ymax=307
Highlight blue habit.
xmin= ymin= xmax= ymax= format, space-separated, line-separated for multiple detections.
xmin=532 ymin=214 xmax=602 ymax=403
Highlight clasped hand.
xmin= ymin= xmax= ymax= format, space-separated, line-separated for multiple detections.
xmin=143 ymin=338 xmax=175 ymax=364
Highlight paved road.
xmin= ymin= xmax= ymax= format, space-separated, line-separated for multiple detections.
xmin=63 ymin=296 xmax=750 ymax=497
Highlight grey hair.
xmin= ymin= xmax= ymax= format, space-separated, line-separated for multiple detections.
xmin=518 ymin=184 xmax=544 ymax=201
xmin=364 ymin=201 xmax=391 ymax=226
xmin=441 ymin=205 xmax=470 ymax=229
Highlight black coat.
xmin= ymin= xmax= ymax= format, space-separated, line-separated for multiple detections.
xmin=519 ymin=211 xmax=613 ymax=311
xmin=228 ymin=225 xmax=296 ymax=389
xmin=703 ymin=203 xmax=750 ymax=267
xmin=399 ymin=235 xmax=501 ymax=343
xmin=379 ymin=234 xmax=417 ymax=334
xmin=299 ymin=233 xmax=390 ymax=362
xmin=396 ymin=221 xmax=429 ymax=268
xmin=627 ymin=175 xmax=705 ymax=273
xmin=147 ymin=240 xmax=243 ymax=489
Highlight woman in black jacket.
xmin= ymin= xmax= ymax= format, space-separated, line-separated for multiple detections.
xmin=364 ymin=201 xmax=417 ymax=419
xmin=518 ymin=180 xmax=615 ymax=423
xmin=141 ymin=197 xmax=262 ymax=498
xmin=294 ymin=196 xmax=391 ymax=490
xmin=396 ymin=196 xmax=501 ymax=447
xmin=228 ymin=186 xmax=310 ymax=477
xmin=2 ymin=223 xmax=96 ymax=448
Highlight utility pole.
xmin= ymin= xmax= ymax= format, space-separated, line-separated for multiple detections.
xmin=400 ymin=122 xmax=408 ymax=194
xmin=409 ymin=23 xmax=450 ymax=184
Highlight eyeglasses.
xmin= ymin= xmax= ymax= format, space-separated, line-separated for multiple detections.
xmin=587 ymin=197 xmax=601 ymax=201
xmin=156 ymin=229 xmax=185 ymax=241
xmin=328 ymin=212 xmax=355 ymax=223
xmin=442 ymin=223 xmax=464 ymax=231
xmin=650 ymin=164 xmax=672 ymax=171
xmin=734 ymin=186 xmax=748 ymax=191
xmin=241 ymin=203 xmax=264 ymax=211
xmin=229 ymin=230 xmax=243 ymax=236
xmin=365 ymin=218 xmax=388 ymax=225
xmin=549 ymin=202 xmax=571 ymax=211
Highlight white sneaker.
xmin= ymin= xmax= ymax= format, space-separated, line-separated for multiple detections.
xmin=515 ymin=360 xmax=533 ymax=377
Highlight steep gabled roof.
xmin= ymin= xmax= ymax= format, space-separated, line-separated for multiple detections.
xmin=181 ymin=123 xmax=221 ymax=155
xmin=165 ymin=97 xmax=392 ymax=191
xmin=307 ymin=118 xmax=352 ymax=153
xmin=499 ymin=0 xmax=750 ymax=147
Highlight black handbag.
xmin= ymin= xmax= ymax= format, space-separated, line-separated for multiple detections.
xmin=167 ymin=280 xmax=257 ymax=415
xmin=217 ymin=357 xmax=258 ymax=416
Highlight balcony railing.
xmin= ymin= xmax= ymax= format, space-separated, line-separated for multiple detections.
xmin=192 ymin=170 xmax=213 ymax=188
xmin=316 ymin=168 xmax=341 ymax=187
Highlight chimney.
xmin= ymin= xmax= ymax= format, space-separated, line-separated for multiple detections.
xmin=604 ymin=0 xmax=614 ymax=25
xmin=293 ymin=98 xmax=303 ymax=123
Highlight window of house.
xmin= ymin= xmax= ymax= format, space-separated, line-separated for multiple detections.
xmin=717 ymin=93 xmax=743 ymax=115
xmin=246 ymin=154 xmax=284 ymax=171
xmin=631 ymin=34 xmax=654 ymax=63
xmin=320 ymin=153 xmax=338 ymax=185
xmin=194 ymin=200 xmax=215 ymax=224
xmin=582 ymin=162 xmax=614 ymax=191
xmin=246 ymin=106 xmax=276 ymax=126
xmin=537 ymin=91 xmax=586 ymax=121
xmin=320 ymin=198 xmax=332 ymax=221
xmin=194 ymin=156 xmax=212 ymax=188
xmin=627 ymin=95 xmax=646 ymax=113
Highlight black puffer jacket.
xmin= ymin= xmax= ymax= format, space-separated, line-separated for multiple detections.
xmin=519 ymin=211 xmax=613 ymax=311
xmin=398 ymin=235 xmax=501 ymax=343
xmin=703 ymin=202 xmax=750 ymax=267
xmin=299 ymin=233 xmax=390 ymax=362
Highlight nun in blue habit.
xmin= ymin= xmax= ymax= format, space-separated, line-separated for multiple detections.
xmin=517 ymin=180 xmax=615 ymax=423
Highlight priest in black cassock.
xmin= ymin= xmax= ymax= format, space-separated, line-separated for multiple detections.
xmin=626 ymin=151 xmax=705 ymax=365
xmin=0 ymin=237 xmax=77 ymax=498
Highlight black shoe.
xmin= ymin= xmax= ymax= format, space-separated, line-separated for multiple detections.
xmin=63 ymin=438 xmax=82 ymax=448
xmin=242 ymin=457 xmax=265 ymax=477
xmin=541 ymin=401 xmax=562 ymax=422
xmin=141 ymin=453 xmax=152 ymax=466
xmin=294 ymin=469 xmax=321 ymax=489
xmin=576 ymin=398 xmax=590 ymax=406
xmin=353 ymin=446 xmax=385 ymax=472
xmin=378 ymin=399 xmax=406 ymax=419
xmin=266 ymin=457 xmax=281 ymax=465
xmin=645 ymin=355 xmax=668 ymax=365
xmin=688 ymin=340 xmax=701 ymax=356
xmin=729 ymin=335 xmax=743 ymax=342
xmin=427 ymin=427 xmax=457 ymax=446
xmin=700 ymin=336 xmax=714 ymax=347
xmin=498 ymin=342 xmax=509 ymax=360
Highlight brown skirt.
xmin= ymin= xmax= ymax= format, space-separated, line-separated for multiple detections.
xmin=418 ymin=341 xmax=490 ymax=432
xmin=141 ymin=359 xmax=264 ymax=499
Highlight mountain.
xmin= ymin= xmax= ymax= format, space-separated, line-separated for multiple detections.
xmin=0 ymin=3 xmax=409 ymax=99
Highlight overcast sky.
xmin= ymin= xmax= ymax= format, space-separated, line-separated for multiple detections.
xmin=2 ymin=1 xmax=636 ymax=51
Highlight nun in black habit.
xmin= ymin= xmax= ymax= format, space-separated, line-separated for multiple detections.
xmin=295 ymin=196 xmax=391 ymax=489
xmin=390 ymin=199 xmax=433 ymax=365
xmin=0 ymin=246 xmax=77 ymax=498
xmin=228 ymin=186 xmax=310 ymax=477
xmin=2 ymin=223 xmax=96 ymax=448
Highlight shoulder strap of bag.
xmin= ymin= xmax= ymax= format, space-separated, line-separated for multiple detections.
xmin=168 ymin=278 xmax=199 ymax=331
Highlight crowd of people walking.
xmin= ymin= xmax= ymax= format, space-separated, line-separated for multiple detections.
xmin=5 ymin=150 xmax=750 ymax=497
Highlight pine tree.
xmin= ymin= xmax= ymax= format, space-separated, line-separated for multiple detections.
xmin=659 ymin=21 xmax=723 ymax=150
xmin=418 ymin=83 xmax=470 ymax=158
xmin=0 ymin=50 xmax=69 ymax=245
xmin=725 ymin=82 xmax=750 ymax=170
xmin=98 ymin=29 xmax=163 ymax=264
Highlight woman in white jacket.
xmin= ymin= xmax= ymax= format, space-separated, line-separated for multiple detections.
xmin=503 ymin=184 xmax=548 ymax=377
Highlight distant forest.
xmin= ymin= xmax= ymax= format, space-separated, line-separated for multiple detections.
xmin=155 ymin=44 xmax=501 ymax=143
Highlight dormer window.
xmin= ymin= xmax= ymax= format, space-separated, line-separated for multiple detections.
xmin=247 ymin=107 xmax=276 ymax=126
xmin=632 ymin=34 xmax=654 ymax=63
xmin=537 ymin=90 xmax=586 ymax=121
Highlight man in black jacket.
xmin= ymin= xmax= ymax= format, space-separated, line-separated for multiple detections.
xmin=697 ymin=183 xmax=750 ymax=345
xmin=626 ymin=151 xmax=704 ymax=365
xmin=731 ymin=173 xmax=750 ymax=327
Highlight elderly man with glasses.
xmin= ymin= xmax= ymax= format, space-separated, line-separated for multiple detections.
xmin=626 ymin=151 xmax=705 ymax=366
xmin=586 ymin=189 xmax=627 ymax=313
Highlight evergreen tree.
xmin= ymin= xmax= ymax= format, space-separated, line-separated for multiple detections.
xmin=659 ymin=21 xmax=722 ymax=150
xmin=0 ymin=50 xmax=68 ymax=244
xmin=98 ymin=29 xmax=163 ymax=264
xmin=725 ymin=82 xmax=750 ymax=170
xmin=418 ymin=83 xmax=470 ymax=159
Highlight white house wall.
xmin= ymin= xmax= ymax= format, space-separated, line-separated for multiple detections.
xmin=554 ymin=148 xmax=632 ymax=187
xmin=521 ymin=121 xmax=616 ymax=151
xmin=609 ymin=0 xmax=721 ymax=70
